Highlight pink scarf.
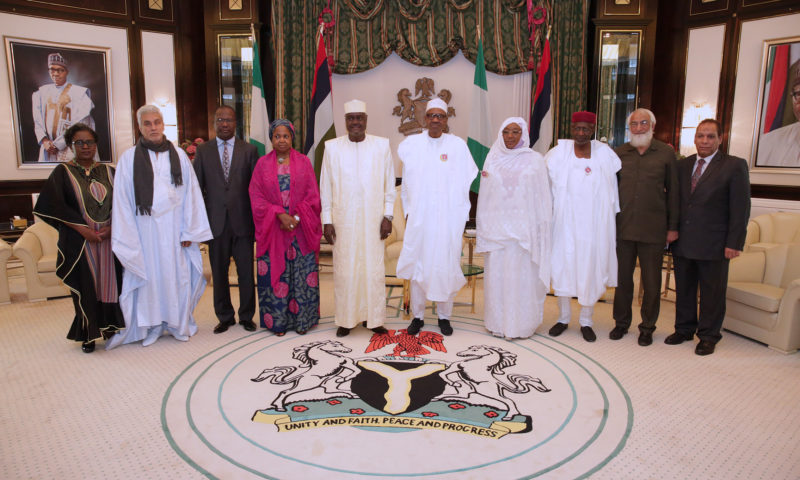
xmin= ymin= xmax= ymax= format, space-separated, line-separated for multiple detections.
xmin=249 ymin=149 xmax=322 ymax=288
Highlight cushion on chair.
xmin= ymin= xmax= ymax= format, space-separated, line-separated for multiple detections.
xmin=37 ymin=254 xmax=58 ymax=273
xmin=728 ymin=251 xmax=765 ymax=283
xmin=727 ymin=282 xmax=784 ymax=313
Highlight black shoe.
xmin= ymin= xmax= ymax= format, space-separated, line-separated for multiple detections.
xmin=240 ymin=320 xmax=257 ymax=332
xmin=695 ymin=340 xmax=716 ymax=356
xmin=81 ymin=341 xmax=95 ymax=353
xmin=581 ymin=326 xmax=596 ymax=342
xmin=407 ymin=318 xmax=424 ymax=335
xmin=664 ymin=332 xmax=692 ymax=345
xmin=371 ymin=326 xmax=389 ymax=334
xmin=438 ymin=319 xmax=453 ymax=336
xmin=638 ymin=332 xmax=653 ymax=346
xmin=213 ymin=320 xmax=235 ymax=334
xmin=609 ymin=326 xmax=628 ymax=340
xmin=548 ymin=322 xmax=568 ymax=337
xmin=336 ymin=326 xmax=351 ymax=337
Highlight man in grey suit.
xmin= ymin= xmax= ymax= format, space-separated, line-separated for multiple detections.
xmin=611 ymin=109 xmax=679 ymax=347
xmin=666 ymin=119 xmax=750 ymax=356
xmin=193 ymin=106 xmax=259 ymax=333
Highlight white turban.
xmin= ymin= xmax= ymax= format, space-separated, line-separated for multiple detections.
xmin=344 ymin=99 xmax=367 ymax=114
xmin=425 ymin=98 xmax=448 ymax=113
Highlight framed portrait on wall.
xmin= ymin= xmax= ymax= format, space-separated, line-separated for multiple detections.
xmin=752 ymin=36 xmax=800 ymax=170
xmin=4 ymin=37 xmax=114 ymax=168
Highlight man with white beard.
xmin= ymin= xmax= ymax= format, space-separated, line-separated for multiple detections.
xmin=609 ymin=108 xmax=679 ymax=346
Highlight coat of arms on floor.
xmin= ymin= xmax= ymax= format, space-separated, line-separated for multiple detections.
xmin=162 ymin=318 xmax=632 ymax=478
xmin=250 ymin=332 xmax=551 ymax=438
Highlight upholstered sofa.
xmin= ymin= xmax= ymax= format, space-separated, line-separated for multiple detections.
xmin=12 ymin=222 xmax=69 ymax=301
xmin=724 ymin=243 xmax=800 ymax=354
xmin=744 ymin=212 xmax=800 ymax=252
xmin=0 ymin=239 xmax=12 ymax=304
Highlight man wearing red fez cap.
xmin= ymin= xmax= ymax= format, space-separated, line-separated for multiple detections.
xmin=545 ymin=110 xmax=621 ymax=342
xmin=571 ymin=111 xmax=597 ymax=124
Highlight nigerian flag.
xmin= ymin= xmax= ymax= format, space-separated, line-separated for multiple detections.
xmin=467 ymin=37 xmax=492 ymax=193
xmin=247 ymin=36 xmax=271 ymax=156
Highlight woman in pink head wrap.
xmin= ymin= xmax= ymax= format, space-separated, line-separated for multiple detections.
xmin=249 ymin=119 xmax=322 ymax=336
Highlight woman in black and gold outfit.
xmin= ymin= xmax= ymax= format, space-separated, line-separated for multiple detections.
xmin=33 ymin=123 xmax=124 ymax=353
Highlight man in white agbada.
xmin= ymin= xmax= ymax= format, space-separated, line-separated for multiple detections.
xmin=32 ymin=52 xmax=95 ymax=163
xmin=546 ymin=111 xmax=620 ymax=342
xmin=107 ymin=105 xmax=212 ymax=348
xmin=320 ymin=99 xmax=396 ymax=337
xmin=757 ymin=75 xmax=800 ymax=167
xmin=476 ymin=117 xmax=552 ymax=339
xmin=396 ymin=98 xmax=477 ymax=336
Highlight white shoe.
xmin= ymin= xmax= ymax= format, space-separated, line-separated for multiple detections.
xmin=142 ymin=326 xmax=162 ymax=347
xmin=172 ymin=333 xmax=189 ymax=342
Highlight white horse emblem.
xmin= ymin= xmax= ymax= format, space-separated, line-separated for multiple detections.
xmin=436 ymin=345 xmax=551 ymax=420
xmin=251 ymin=340 xmax=359 ymax=411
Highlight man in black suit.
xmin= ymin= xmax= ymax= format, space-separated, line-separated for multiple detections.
xmin=666 ymin=119 xmax=750 ymax=355
xmin=193 ymin=106 xmax=259 ymax=333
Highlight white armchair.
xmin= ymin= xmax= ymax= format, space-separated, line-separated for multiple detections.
xmin=744 ymin=212 xmax=800 ymax=252
xmin=0 ymin=240 xmax=12 ymax=304
xmin=724 ymin=243 xmax=800 ymax=354
xmin=12 ymin=222 xmax=69 ymax=301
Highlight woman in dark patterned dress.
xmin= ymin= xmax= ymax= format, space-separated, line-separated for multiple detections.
xmin=33 ymin=123 xmax=124 ymax=353
xmin=249 ymin=119 xmax=322 ymax=336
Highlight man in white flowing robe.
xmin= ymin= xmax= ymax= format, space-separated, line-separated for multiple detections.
xmin=757 ymin=75 xmax=800 ymax=167
xmin=396 ymin=98 xmax=477 ymax=336
xmin=546 ymin=111 xmax=621 ymax=342
xmin=107 ymin=105 xmax=212 ymax=348
xmin=320 ymin=99 xmax=396 ymax=337
xmin=476 ymin=117 xmax=552 ymax=339
xmin=32 ymin=52 xmax=95 ymax=163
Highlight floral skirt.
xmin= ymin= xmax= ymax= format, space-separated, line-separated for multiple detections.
xmin=257 ymin=239 xmax=319 ymax=333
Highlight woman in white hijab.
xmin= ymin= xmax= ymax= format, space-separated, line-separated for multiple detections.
xmin=476 ymin=117 xmax=552 ymax=339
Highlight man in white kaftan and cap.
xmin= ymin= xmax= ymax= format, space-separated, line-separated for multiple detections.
xmin=546 ymin=111 xmax=620 ymax=342
xmin=320 ymin=99 xmax=396 ymax=337
xmin=757 ymin=75 xmax=800 ymax=167
xmin=107 ymin=105 xmax=212 ymax=349
xmin=32 ymin=53 xmax=96 ymax=163
xmin=476 ymin=117 xmax=552 ymax=339
xmin=396 ymin=98 xmax=477 ymax=336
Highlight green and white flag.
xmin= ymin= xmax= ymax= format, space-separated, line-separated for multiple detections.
xmin=467 ymin=37 xmax=492 ymax=193
xmin=247 ymin=34 xmax=271 ymax=156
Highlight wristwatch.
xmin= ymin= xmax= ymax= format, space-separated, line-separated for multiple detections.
xmin=384 ymin=215 xmax=393 ymax=222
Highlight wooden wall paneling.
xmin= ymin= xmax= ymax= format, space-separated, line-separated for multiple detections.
xmin=651 ymin=0 xmax=689 ymax=147
xmin=174 ymin=0 xmax=208 ymax=142
xmin=126 ymin=21 xmax=146 ymax=141
xmin=135 ymin=0 xmax=174 ymax=23
xmin=741 ymin=0 xmax=800 ymax=9
xmin=689 ymin=0 xmax=731 ymax=15
xmin=716 ymin=15 xmax=740 ymax=158
xmin=602 ymin=0 xmax=643 ymax=17
xmin=218 ymin=0 xmax=254 ymax=21
xmin=0 ymin=0 xmax=129 ymax=20
xmin=589 ymin=0 xmax=656 ymax=132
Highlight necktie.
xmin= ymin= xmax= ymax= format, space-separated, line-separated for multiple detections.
xmin=222 ymin=141 xmax=230 ymax=181
xmin=691 ymin=158 xmax=705 ymax=193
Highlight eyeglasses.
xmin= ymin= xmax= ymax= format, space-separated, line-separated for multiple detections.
xmin=426 ymin=113 xmax=446 ymax=120
xmin=629 ymin=120 xmax=650 ymax=128
xmin=216 ymin=118 xmax=235 ymax=124
xmin=73 ymin=140 xmax=96 ymax=147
